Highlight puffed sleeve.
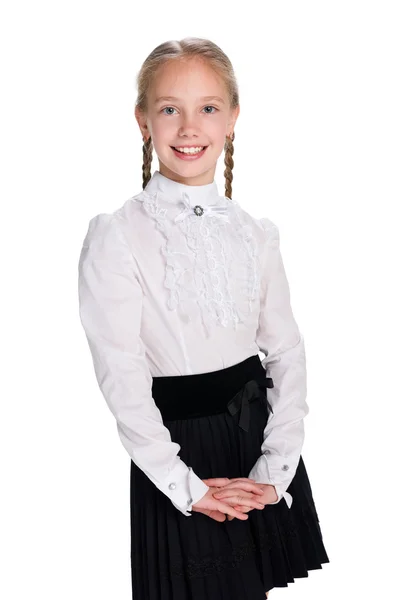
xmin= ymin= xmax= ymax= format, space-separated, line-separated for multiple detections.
xmin=248 ymin=217 xmax=310 ymax=509
xmin=78 ymin=212 xmax=209 ymax=516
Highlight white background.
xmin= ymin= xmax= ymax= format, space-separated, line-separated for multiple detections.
xmin=1 ymin=1 xmax=399 ymax=598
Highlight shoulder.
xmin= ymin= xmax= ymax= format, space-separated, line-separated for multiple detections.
xmin=81 ymin=212 xmax=122 ymax=251
xmin=229 ymin=196 xmax=280 ymax=245
xmin=258 ymin=217 xmax=280 ymax=246
xmin=81 ymin=191 xmax=147 ymax=250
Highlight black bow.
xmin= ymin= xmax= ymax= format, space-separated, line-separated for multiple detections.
xmin=226 ymin=376 xmax=274 ymax=432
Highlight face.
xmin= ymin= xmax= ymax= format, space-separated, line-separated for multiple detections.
xmin=136 ymin=58 xmax=240 ymax=186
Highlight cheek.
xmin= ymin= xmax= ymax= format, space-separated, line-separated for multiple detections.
xmin=207 ymin=118 xmax=230 ymax=144
xmin=209 ymin=126 xmax=229 ymax=152
xmin=150 ymin=122 xmax=175 ymax=155
xmin=152 ymin=119 xmax=174 ymax=140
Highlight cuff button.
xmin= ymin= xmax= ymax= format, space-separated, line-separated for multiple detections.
xmin=168 ymin=482 xmax=177 ymax=490
xmin=282 ymin=464 xmax=289 ymax=471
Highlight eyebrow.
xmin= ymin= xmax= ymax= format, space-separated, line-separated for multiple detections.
xmin=154 ymin=95 xmax=225 ymax=104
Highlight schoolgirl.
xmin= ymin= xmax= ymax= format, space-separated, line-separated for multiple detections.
xmin=78 ymin=37 xmax=329 ymax=599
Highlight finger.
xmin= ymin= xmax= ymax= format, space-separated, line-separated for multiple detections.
xmin=235 ymin=505 xmax=252 ymax=511
xmin=214 ymin=486 xmax=265 ymax=501
xmin=209 ymin=510 xmax=226 ymax=522
xmin=227 ymin=505 xmax=250 ymax=521
xmin=202 ymin=478 xmax=231 ymax=486
xmin=227 ymin=478 xmax=257 ymax=484
xmin=215 ymin=500 xmax=249 ymax=520
xmin=213 ymin=487 xmax=253 ymax=499
xmin=215 ymin=482 xmax=264 ymax=496
xmin=215 ymin=480 xmax=263 ymax=492
xmin=215 ymin=494 xmax=265 ymax=510
xmin=214 ymin=480 xmax=262 ymax=494
xmin=230 ymin=504 xmax=251 ymax=513
xmin=239 ymin=498 xmax=265 ymax=510
xmin=191 ymin=507 xmax=226 ymax=522
xmin=241 ymin=483 xmax=265 ymax=495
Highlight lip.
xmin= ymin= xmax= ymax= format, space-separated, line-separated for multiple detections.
xmin=171 ymin=145 xmax=208 ymax=161
xmin=171 ymin=144 xmax=207 ymax=148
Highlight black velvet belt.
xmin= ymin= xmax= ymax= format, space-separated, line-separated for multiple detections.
xmin=152 ymin=355 xmax=274 ymax=424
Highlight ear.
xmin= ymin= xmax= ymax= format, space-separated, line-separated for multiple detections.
xmin=228 ymin=104 xmax=240 ymax=134
xmin=135 ymin=106 xmax=150 ymax=141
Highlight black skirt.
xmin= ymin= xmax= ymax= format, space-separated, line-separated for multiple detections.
xmin=130 ymin=354 xmax=329 ymax=599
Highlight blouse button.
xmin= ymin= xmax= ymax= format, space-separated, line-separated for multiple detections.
xmin=168 ymin=482 xmax=177 ymax=490
xmin=193 ymin=205 xmax=204 ymax=216
xmin=282 ymin=464 xmax=289 ymax=471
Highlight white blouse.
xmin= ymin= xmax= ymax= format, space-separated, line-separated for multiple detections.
xmin=78 ymin=170 xmax=309 ymax=517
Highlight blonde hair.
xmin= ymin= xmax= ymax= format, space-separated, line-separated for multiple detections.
xmin=135 ymin=37 xmax=239 ymax=200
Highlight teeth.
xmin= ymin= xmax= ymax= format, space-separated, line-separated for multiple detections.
xmin=174 ymin=146 xmax=204 ymax=154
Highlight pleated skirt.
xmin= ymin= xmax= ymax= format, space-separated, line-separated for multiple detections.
xmin=130 ymin=354 xmax=330 ymax=599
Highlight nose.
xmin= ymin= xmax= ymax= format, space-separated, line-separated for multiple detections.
xmin=178 ymin=114 xmax=201 ymax=138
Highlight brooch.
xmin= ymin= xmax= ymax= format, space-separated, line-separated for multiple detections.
xmin=193 ymin=205 xmax=204 ymax=216
xmin=174 ymin=192 xmax=229 ymax=223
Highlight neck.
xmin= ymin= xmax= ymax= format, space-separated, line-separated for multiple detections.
xmin=158 ymin=163 xmax=216 ymax=186
xmin=144 ymin=170 xmax=221 ymax=207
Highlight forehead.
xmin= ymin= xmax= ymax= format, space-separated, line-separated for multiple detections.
xmin=149 ymin=58 xmax=228 ymax=103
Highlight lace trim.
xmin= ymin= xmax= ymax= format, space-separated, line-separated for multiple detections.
xmin=133 ymin=191 xmax=260 ymax=335
xmin=132 ymin=503 xmax=318 ymax=581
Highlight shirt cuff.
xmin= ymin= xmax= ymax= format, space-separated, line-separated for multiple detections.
xmin=158 ymin=460 xmax=209 ymax=516
xmin=248 ymin=453 xmax=296 ymax=509
xmin=267 ymin=482 xmax=293 ymax=508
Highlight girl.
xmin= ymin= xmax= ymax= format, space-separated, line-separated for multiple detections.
xmin=78 ymin=37 xmax=329 ymax=599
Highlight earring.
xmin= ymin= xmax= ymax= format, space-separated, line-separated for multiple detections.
xmin=225 ymin=132 xmax=235 ymax=150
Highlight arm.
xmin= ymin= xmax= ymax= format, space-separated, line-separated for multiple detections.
xmin=78 ymin=212 xmax=209 ymax=516
xmin=248 ymin=218 xmax=309 ymax=509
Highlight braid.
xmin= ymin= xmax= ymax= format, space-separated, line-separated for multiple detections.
xmin=142 ymin=136 xmax=153 ymax=189
xmin=223 ymin=132 xmax=235 ymax=200
xmin=141 ymin=133 xmax=235 ymax=196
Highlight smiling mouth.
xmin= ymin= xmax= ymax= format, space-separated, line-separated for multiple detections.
xmin=171 ymin=146 xmax=208 ymax=154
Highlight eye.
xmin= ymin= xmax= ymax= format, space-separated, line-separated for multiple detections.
xmin=160 ymin=105 xmax=218 ymax=115
xmin=203 ymin=106 xmax=218 ymax=114
xmin=161 ymin=106 xmax=177 ymax=115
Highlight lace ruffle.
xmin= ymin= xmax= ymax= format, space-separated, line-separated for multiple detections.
xmin=133 ymin=190 xmax=261 ymax=336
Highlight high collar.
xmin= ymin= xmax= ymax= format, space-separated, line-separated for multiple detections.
xmin=144 ymin=170 xmax=221 ymax=207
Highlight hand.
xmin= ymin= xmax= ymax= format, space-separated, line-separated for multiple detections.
xmin=214 ymin=482 xmax=279 ymax=521
xmin=190 ymin=478 xmax=265 ymax=522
